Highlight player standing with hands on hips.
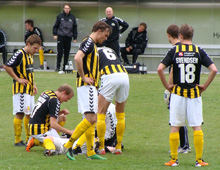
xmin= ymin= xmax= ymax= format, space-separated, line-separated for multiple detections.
xmin=158 ymin=24 xmax=217 ymax=167
xmin=4 ymin=35 xmax=42 ymax=146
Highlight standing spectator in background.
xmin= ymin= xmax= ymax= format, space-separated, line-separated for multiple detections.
xmin=4 ymin=35 xmax=41 ymax=146
xmin=25 ymin=19 xmax=44 ymax=70
xmin=101 ymin=7 xmax=129 ymax=60
xmin=120 ymin=23 xmax=148 ymax=65
xmin=53 ymin=4 xmax=78 ymax=74
xmin=0 ymin=29 xmax=7 ymax=67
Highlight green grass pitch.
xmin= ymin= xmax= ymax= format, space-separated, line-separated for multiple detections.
xmin=0 ymin=71 xmax=220 ymax=170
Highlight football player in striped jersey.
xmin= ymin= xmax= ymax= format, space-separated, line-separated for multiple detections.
xmin=28 ymin=84 xmax=74 ymax=156
xmin=4 ymin=34 xmax=41 ymax=146
xmin=97 ymin=46 xmax=129 ymax=155
xmin=63 ymin=21 xmax=111 ymax=160
xmin=158 ymin=24 xmax=217 ymax=167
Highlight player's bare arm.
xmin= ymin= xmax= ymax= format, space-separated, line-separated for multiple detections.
xmin=59 ymin=108 xmax=70 ymax=115
xmin=197 ymin=63 xmax=217 ymax=93
xmin=4 ymin=65 xmax=29 ymax=85
xmin=50 ymin=117 xmax=73 ymax=135
xmin=157 ymin=63 xmax=174 ymax=91
xmin=33 ymin=83 xmax=38 ymax=95
xmin=74 ymin=50 xmax=94 ymax=85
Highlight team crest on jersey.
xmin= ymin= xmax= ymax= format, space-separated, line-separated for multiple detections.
xmin=111 ymin=23 xmax=115 ymax=26
xmin=179 ymin=52 xmax=184 ymax=57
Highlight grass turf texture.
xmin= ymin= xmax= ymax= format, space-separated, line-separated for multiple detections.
xmin=0 ymin=71 xmax=220 ymax=170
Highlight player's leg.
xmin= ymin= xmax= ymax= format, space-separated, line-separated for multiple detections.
xmin=23 ymin=95 xmax=35 ymax=143
xmin=187 ymin=97 xmax=208 ymax=167
xmin=114 ymin=101 xmax=126 ymax=154
xmin=179 ymin=126 xmax=190 ymax=153
xmin=23 ymin=115 xmax=30 ymax=143
xmin=43 ymin=136 xmax=56 ymax=156
xmin=72 ymin=133 xmax=86 ymax=154
xmin=13 ymin=93 xmax=26 ymax=146
xmin=114 ymin=73 xmax=129 ymax=154
xmin=165 ymin=94 xmax=186 ymax=166
xmin=97 ymin=94 xmax=111 ymax=154
xmin=57 ymin=114 xmax=66 ymax=134
xmin=14 ymin=113 xmax=25 ymax=146
xmin=38 ymin=46 xmax=44 ymax=69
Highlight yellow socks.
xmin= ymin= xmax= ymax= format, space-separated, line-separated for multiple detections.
xmin=43 ymin=138 xmax=55 ymax=150
xmin=169 ymin=132 xmax=179 ymax=160
xmin=194 ymin=130 xmax=204 ymax=161
xmin=74 ymin=133 xmax=86 ymax=149
xmin=116 ymin=112 xmax=125 ymax=150
xmin=64 ymin=118 xmax=91 ymax=149
xmin=39 ymin=49 xmax=44 ymax=66
xmin=24 ymin=116 xmax=30 ymax=143
xmin=14 ymin=117 xmax=22 ymax=143
xmin=57 ymin=121 xmax=65 ymax=134
xmin=97 ymin=113 xmax=106 ymax=150
xmin=85 ymin=124 xmax=96 ymax=157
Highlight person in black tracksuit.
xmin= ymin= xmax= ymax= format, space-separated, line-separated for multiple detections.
xmin=121 ymin=23 xmax=148 ymax=65
xmin=0 ymin=29 xmax=7 ymax=66
xmin=53 ymin=4 xmax=78 ymax=72
xmin=101 ymin=7 xmax=129 ymax=60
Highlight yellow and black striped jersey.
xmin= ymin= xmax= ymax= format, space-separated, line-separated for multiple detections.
xmin=76 ymin=37 xmax=99 ymax=88
xmin=5 ymin=49 xmax=35 ymax=95
xmin=161 ymin=44 xmax=213 ymax=98
xmin=29 ymin=90 xmax=60 ymax=135
xmin=98 ymin=47 xmax=127 ymax=76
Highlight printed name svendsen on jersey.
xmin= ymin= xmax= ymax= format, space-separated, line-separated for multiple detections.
xmin=176 ymin=57 xmax=198 ymax=64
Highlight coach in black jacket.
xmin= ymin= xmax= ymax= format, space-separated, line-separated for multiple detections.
xmin=121 ymin=23 xmax=148 ymax=65
xmin=101 ymin=7 xmax=129 ymax=60
xmin=53 ymin=4 xmax=77 ymax=73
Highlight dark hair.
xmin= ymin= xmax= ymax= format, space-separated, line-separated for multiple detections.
xmin=167 ymin=24 xmax=179 ymax=38
xmin=26 ymin=34 xmax=42 ymax=46
xmin=139 ymin=22 xmax=147 ymax=30
xmin=179 ymin=24 xmax=194 ymax=40
xmin=25 ymin=19 xmax=34 ymax=27
xmin=92 ymin=21 xmax=112 ymax=34
xmin=56 ymin=84 xmax=74 ymax=95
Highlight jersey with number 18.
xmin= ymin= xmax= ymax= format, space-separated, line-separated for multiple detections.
xmin=161 ymin=44 xmax=213 ymax=98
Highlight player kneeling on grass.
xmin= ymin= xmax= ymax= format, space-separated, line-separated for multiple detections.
xmin=27 ymin=84 xmax=74 ymax=156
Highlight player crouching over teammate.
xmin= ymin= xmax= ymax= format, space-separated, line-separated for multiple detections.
xmin=27 ymin=84 xmax=74 ymax=156
xmin=97 ymin=46 xmax=129 ymax=155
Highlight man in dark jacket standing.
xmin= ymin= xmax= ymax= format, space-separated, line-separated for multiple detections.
xmin=53 ymin=4 xmax=78 ymax=73
xmin=121 ymin=23 xmax=148 ymax=65
xmin=101 ymin=7 xmax=129 ymax=60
